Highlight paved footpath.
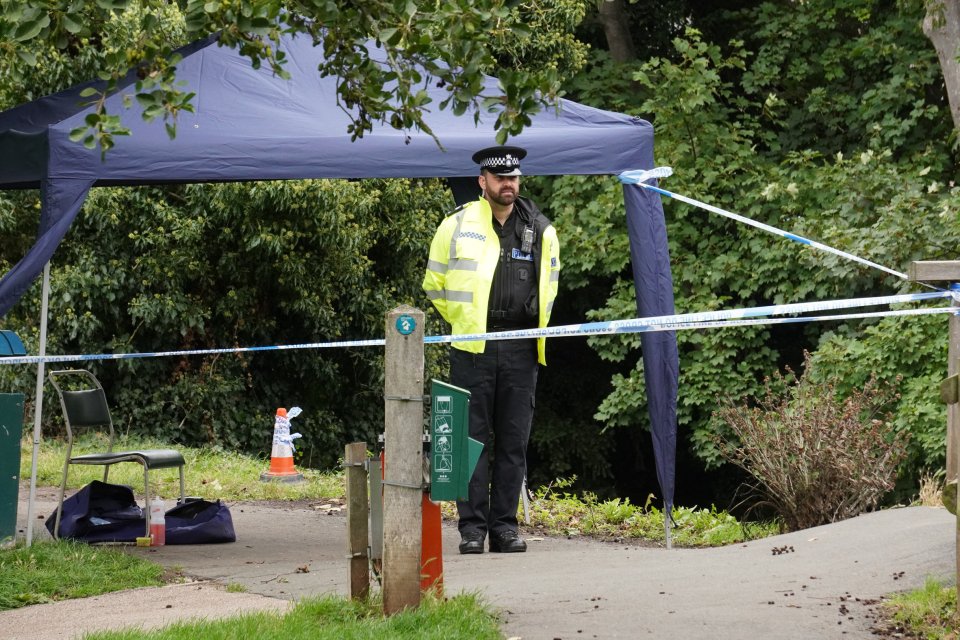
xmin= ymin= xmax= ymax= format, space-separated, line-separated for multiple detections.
xmin=2 ymin=491 xmax=955 ymax=640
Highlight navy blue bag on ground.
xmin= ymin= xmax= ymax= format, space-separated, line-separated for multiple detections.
xmin=46 ymin=481 xmax=236 ymax=544
xmin=45 ymin=480 xmax=144 ymax=542
xmin=166 ymin=498 xmax=236 ymax=544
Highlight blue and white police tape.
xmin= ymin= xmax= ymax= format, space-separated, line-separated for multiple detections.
xmin=430 ymin=306 xmax=955 ymax=345
xmin=618 ymin=167 xmax=911 ymax=282
xmin=0 ymin=337 xmax=386 ymax=365
xmin=0 ymin=291 xmax=953 ymax=365
xmin=425 ymin=290 xmax=955 ymax=344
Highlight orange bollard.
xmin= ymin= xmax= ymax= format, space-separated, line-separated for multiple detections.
xmin=420 ymin=492 xmax=444 ymax=595
xmin=260 ymin=408 xmax=305 ymax=482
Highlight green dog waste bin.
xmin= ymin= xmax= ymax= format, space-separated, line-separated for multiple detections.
xmin=429 ymin=379 xmax=483 ymax=502
xmin=0 ymin=330 xmax=26 ymax=544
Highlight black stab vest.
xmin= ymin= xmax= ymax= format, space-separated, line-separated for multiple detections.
xmin=487 ymin=200 xmax=540 ymax=329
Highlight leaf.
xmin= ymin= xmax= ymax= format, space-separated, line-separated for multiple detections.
xmin=62 ymin=12 xmax=83 ymax=34
xmin=68 ymin=127 xmax=88 ymax=142
xmin=379 ymin=28 xmax=399 ymax=46
xmin=95 ymin=0 xmax=131 ymax=9
xmin=13 ymin=15 xmax=49 ymax=41
xmin=135 ymin=93 xmax=158 ymax=108
xmin=15 ymin=49 xmax=37 ymax=66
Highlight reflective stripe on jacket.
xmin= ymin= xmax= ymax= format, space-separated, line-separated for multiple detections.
xmin=422 ymin=197 xmax=560 ymax=365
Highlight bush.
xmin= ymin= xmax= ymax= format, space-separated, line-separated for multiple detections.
xmin=713 ymin=351 xmax=908 ymax=531
xmin=1 ymin=179 xmax=452 ymax=468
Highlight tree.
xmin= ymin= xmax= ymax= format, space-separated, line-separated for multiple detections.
xmin=596 ymin=0 xmax=636 ymax=62
xmin=0 ymin=0 xmax=571 ymax=152
xmin=921 ymin=0 xmax=960 ymax=132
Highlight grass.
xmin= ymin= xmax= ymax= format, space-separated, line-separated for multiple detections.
xmin=82 ymin=592 xmax=501 ymax=640
xmin=0 ymin=538 xmax=165 ymax=610
xmin=20 ymin=434 xmax=344 ymax=503
xmin=917 ymin=470 xmax=945 ymax=508
xmin=881 ymin=578 xmax=960 ymax=638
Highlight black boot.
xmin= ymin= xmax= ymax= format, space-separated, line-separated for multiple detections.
xmin=459 ymin=531 xmax=485 ymax=554
xmin=489 ymin=529 xmax=527 ymax=553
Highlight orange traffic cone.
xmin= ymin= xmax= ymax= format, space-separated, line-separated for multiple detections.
xmin=260 ymin=407 xmax=305 ymax=483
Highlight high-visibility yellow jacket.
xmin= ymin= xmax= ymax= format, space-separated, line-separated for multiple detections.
xmin=422 ymin=196 xmax=560 ymax=365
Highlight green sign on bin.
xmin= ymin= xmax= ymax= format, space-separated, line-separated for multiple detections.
xmin=429 ymin=380 xmax=482 ymax=502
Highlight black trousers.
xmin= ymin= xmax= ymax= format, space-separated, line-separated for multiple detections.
xmin=450 ymin=337 xmax=539 ymax=536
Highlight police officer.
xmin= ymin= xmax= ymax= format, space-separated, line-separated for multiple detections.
xmin=423 ymin=145 xmax=560 ymax=554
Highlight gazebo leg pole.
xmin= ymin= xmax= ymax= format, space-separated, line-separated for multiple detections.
xmin=25 ymin=261 xmax=51 ymax=546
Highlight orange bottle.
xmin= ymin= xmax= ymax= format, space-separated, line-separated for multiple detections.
xmin=150 ymin=497 xmax=166 ymax=546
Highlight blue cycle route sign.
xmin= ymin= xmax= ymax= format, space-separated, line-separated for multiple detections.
xmin=395 ymin=314 xmax=416 ymax=335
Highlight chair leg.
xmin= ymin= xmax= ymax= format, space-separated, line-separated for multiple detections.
xmin=53 ymin=468 xmax=69 ymax=541
xmin=178 ymin=466 xmax=185 ymax=503
xmin=53 ymin=444 xmax=74 ymax=541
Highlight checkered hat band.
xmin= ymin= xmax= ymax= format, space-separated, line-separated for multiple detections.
xmin=480 ymin=155 xmax=519 ymax=168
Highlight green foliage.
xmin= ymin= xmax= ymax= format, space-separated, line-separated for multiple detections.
xmin=0 ymin=2 xmax=186 ymax=109
xmin=527 ymin=394 xmax=620 ymax=490
xmin=2 ymin=178 xmax=451 ymax=464
xmin=526 ymin=477 xmax=778 ymax=546
xmin=563 ymin=48 xmax=649 ymax=113
xmin=714 ymin=352 xmax=909 ymax=531
xmin=541 ymin=2 xmax=960 ymax=501
xmin=537 ymin=175 xmax=631 ymax=291
xmin=0 ymin=539 xmax=164 ymax=610
xmin=494 ymin=0 xmax=588 ymax=77
xmin=732 ymin=0 xmax=952 ymax=157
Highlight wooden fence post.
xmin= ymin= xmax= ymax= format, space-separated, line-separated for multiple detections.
xmin=345 ymin=441 xmax=369 ymax=599
xmin=908 ymin=261 xmax=960 ymax=614
xmin=382 ymin=305 xmax=425 ymax=614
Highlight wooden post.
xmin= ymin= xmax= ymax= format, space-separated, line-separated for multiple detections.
xmin=908 ymin=261 xmax=960 ymax=613
xmin=950 ymin=303 xmax=960 ymax=493
xmin=909 ymin=262 xmax=960 ymax=484
xmin=382 ymin=306 xmax=425 ymax=614
xmin=345 ymin=441 xmax=369 ymax=599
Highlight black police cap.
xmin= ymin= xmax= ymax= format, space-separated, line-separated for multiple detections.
xmin=472 ymin=145 xmax=527 ymax=176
